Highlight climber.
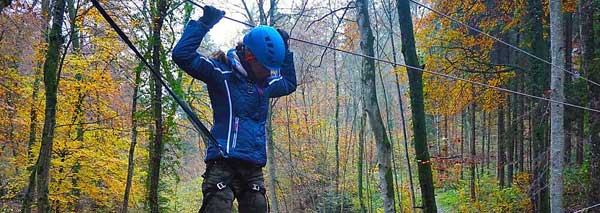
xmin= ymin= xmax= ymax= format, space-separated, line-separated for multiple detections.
xmin=171 ymin=5 xmax=296 ymax=213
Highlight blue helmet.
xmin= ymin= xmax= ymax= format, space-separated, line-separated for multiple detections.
xmin=243 ymin=25 xmax=286 ymax=71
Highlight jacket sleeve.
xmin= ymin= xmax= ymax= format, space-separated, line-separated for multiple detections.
xmin=265 ymin=51 xmax=297 ymax=98
xmin=172 ymin=20 xmax=228 ymax=85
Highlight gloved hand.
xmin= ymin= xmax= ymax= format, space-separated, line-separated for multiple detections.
xmin=277 ymin=28 xmax=290 ymax=51
xmin=198 ymin=6 xmax=225 ymax=28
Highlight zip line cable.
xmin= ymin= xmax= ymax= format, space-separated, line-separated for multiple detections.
xmin=89 ymin=0 xmax=227 ymax=158
xmin=407 ymin=0 xmax=600 ymax=88
xmin=185 ymin=0 xmax=600 ymax=114
xmin=574 ymin=202 xmax=600 ymax=213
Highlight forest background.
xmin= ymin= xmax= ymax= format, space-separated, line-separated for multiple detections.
xmin=1 ymin=0 xmax=600 ymax=212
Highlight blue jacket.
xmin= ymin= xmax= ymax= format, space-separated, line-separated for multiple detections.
xmin=172 ymin=20 xmax=297 ymax=166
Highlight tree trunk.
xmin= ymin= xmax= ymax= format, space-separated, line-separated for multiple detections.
xmin=436 ymin=115 xmax=441 ymax=156
xmin=355 ymin=0 xmax=396 ymax=211
xmin=266 ymin=105 xmax=280 ymax=213
xmin=481 ymin=112 xmax=486 ymax=176
xmin=22 ymin=78 xmax=40 ymax=213
xmin=67 ymin=0 xmax=83 ymax=207
xmin=35 ymin=0 xmax=67 ymax=211
xmin=518 ymin=71 xmax=525 ymax=172
xmin=285 ymin=98 xmax=295 ymax=208
xmin=23 ymin=2 xmax=52 ymax=210
xmin=27 ymin=78 xmax=40 ymax=161
xmin=487 ymin=114 xmax=491 ymax=172
xmin=507 ymin=94 xmax=514 ymax=187
xmin=148 ymin=0 xmax=167 ymax=211
xmin=580 ymin=0 xmax=600 ymax=206
xmin=549 ymin=0 xmax=565 ymax=211
xmin=470 ymin=103 xmax=476 ymax=201
xmin=563 ymin=12 xmax=573 ymax=166
xmin=396 ymin=0 xmax=437 ymax=211
xmin=122 ymin=66 xmax=142 ymax=213
xmin=396 ymin=67 xmax=417 ymax=211
xmin=576 ymin=118 xmax=584 ymax=165
xmin=498 ymin=106 xmax=506 ymax=188
xmin=358 ymin=111 xmax=367 ymax=213
xmin=526 ymin=0 xmax=550 ymax=210
xmin=462 ymin=111 xmax=465 ymax=179
xmin=334 ymin=49 xmax=341 ymax=196
xmin=386 ymin=0 xmax=417 ymax=206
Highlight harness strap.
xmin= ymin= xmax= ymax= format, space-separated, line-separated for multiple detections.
xmin=199 ymin=161 xmax=235 ymax=213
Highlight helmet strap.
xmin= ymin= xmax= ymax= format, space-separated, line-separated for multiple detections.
xmin=235 ymin=45 xmax=258 ymax=81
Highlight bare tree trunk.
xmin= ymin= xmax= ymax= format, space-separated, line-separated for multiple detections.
xmin=22 ymin=1 xmax=52 ymax=210
xmin=498 ymin=106 xmax=506 ymax=188
xmin=334 ymin=50 xmax=341 ymax=196
xmin=470 ymin=103 xmax=476 ymax=201
xmin=396 ymin=0 xmax=437 ymax=211
xmin=576 ymin=119 xmax=584 ymax=165
xmin=27 ymin=79 xmax=40 ymax=162
xmin=436 ymin=115 xmax=441 ymax=156
xmin=122 ymin=66 xmax=142 ymax=213
xmin=526 ymin=0 xmax=550 ymax=210
xmin=580 ymin=0 xmax=600 ymax=206
xmin=507 ymin=94 xmax=514 ymax=187
xmin=563 ymin=12 xmax=573 ymax=166
xmin=487 ymin=114 xmax=491 ymax=172
xmin=358 ymin=111 xmax=367 ymax=213
xmin=266 ymin=105 xmax=280 ymax=213
xmin=462 ymin=111 xmax=465 ymax=179
xmin=67 ymin=0 xmax=83 ymax=207
xmin=384 ymin=0 xmax=417 ymax=206
xmin=148 ymin=0 xmax=167 ymax=211
xmin=35 ymin=0 xmax=67 ymax=211
xmin=549 ymin=0 xmax=565 ymax=211
xmin=518 ymin=75 xmax=525 ymax=172
xmin=355 ymin=0 xmax=396 ymax=211
xmin=22 ymin=78 xmax=40 ymax=213
xmin=481 ymin=112 xmax=486 ymax=176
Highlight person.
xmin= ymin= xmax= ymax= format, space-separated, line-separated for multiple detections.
xmin=171 ymin=5 xmax=297 ymax=213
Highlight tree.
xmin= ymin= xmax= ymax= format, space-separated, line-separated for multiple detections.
xmin=266 ymin=105 xmax=280 ymax=213
xmin=470 ymin=102 xmax=476 ymax=201
xmin=357 ymin=110 xmax=367 ymax=213
xmin=498 ymin=104 xmax=506 ymax=188
xmin=148 ymin=0 xmax=168 ymax=211
xmin=549 ymin=0 xmax=565 ymax=211
xmin=526 ymin=0 xmax=550 ymax=211
xmin=355 ymin=0 xmax=396 ymax=211
xmin=122 ymin=65 xmax=143 ymax=213
xmin=22 ymin=1 xmax=52 ymax=211
xmin=34 ymin=0 xmax=67 ymax=211
xmin=581 ymin=0 xmax=600 ymax=206
xmin=396 ymin=0 xmax=437 ymax=212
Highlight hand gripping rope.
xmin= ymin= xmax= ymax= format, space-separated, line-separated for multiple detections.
xmin=90 ymin=0 xmax=228 ymax=158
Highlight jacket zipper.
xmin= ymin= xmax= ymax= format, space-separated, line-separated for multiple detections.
xmin=232 ymin=117 xmax=239 ymax=148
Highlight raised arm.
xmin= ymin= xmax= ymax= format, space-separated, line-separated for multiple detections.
xmin=266 ymin=51 xmax=297 ymax=97
xmin=172 ymin=6 xmax=227 ymax=85
xmin=266 ymin=29 xmax=297 ymax=97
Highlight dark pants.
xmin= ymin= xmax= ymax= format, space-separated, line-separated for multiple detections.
xmin=199 ymin=159 xmax=268 ymax=213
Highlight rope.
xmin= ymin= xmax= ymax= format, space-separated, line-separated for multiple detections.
xmin=407 ymin=0 xmax=600 ymax=88
xmin=90 ymin=0 xmax=227 ymax=158
xmin=573 ymin=203 xmax=600 ymax=213
xmin=184 ymin=0 xmax=600 ymax=114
